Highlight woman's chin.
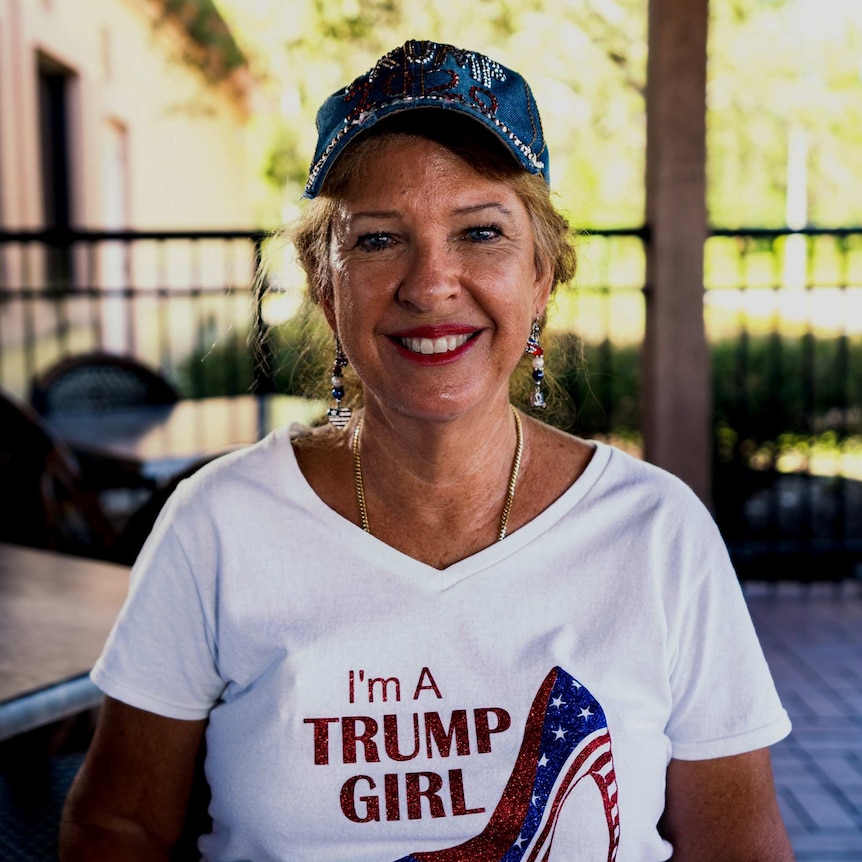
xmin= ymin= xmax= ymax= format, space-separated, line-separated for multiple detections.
xmin=367 ymin=386 xmax=509 ymax=425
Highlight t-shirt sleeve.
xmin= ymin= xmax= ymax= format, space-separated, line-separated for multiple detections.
xmin=662 ymin=497 xmax=791 ymax=760
xmin=91 ymin=488 xmax=225 ymax=720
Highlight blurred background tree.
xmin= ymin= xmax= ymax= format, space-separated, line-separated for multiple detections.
xmin=710 ymin=0 xmax=862 ymax=228
xmin=214 ymin=0 xmax=648 ymax=227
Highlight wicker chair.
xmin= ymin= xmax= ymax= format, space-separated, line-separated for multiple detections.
xmin=30 ymin=351 xmax=179 ymax=416
xmin=29 ymin=353 xmax=180 ymax=502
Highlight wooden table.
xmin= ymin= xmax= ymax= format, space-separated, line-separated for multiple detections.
xmin=0 ymin=543 xmax=129 ymax=742
xmin=45 ymin=393 xmax=326 ymax=481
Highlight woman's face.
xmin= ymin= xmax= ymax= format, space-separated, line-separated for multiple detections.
xmin=324 ymin=135 xmax=552 ymax=423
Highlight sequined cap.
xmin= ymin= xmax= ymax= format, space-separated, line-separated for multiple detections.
xmin=305 ymin=39 xmax=550 ymax=198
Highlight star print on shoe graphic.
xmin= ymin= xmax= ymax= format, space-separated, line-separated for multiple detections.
xmin=392 ymin=666 xmax=620 ymax=862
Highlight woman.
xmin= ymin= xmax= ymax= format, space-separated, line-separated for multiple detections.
xmin=61 ymin=41 xmax=795 ymax=861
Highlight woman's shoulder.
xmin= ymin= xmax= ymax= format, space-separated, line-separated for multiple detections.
xmin=528 ymin=420 xmax=712 ymax=520
xmin=580 ymin=438 xmax=725 ymax=551
xmin=517 ymin=418 xmax=598 ymax=527
xmin=168 ymin=422 xmax=311 ymax=509
xmin=525 ymin=417 xmax=593 ymax=479
xmin=597 ymin=439 xmax=706 ymax=505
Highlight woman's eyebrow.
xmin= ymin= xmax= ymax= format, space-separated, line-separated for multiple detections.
xmin=347 ymin=203 xmax=515 ymax=220
xmin=350 ymin=210 xmax=400 ymax=220
xmin=452 ymin=202 xmax=514 ymax=216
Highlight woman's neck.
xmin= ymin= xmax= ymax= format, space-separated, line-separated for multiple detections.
xmin=353 ymin=398 xmax=523 ymax=566
xmin=293 ymin=394 xmax=594 ymax=571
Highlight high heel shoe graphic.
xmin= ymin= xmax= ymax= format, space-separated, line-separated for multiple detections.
xmin=393 ymin=667 xmax=619 ymax=862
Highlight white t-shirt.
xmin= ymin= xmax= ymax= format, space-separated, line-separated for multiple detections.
xmin=92 ymin=426 xmax=790 ymax=862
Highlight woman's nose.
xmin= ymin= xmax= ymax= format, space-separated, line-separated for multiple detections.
xmin=395 ymin=242 xmax=461 ymax=312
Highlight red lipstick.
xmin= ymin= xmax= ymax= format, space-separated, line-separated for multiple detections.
xmin=389 ymin=325 xmax=480 ymax=365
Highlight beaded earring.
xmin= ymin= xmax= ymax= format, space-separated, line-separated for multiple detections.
xmin=525 ymin=318 xmax=547 ymax=410
xmin=327 ymin=340 xmax=352 ymax=429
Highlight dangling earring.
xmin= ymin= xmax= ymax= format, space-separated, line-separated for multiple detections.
xmin=525 ymin=318 xmax=547 ymax=410
xmin=327 ymin=339 xmax=352 ymax=429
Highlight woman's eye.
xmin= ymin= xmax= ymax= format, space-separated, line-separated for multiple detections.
xmin=466 ymin=225 xmax=502 ymax=242
xmin=356 ymin=232 xmax=393 ymax=252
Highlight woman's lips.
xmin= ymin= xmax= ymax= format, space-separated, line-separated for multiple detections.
xmin=400 ymin=333 xmax=472 ymax=355
xmin=389 ymin=327 xmax=479 ymax=363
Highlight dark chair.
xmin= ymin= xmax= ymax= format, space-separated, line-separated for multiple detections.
xmin=30 ymin=351 xmax=179 ymax=416
xmin=29 ymin=353 xmax=180 ymax=506
xmin=0 ymin=387 xmax=116 ymax=558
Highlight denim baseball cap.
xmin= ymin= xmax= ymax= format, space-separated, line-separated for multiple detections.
xmin=305 ymin=39 xmax=550 ymax=198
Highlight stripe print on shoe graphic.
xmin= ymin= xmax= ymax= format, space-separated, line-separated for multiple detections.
xmin=392 ymin=666 xmax=619 ymax=862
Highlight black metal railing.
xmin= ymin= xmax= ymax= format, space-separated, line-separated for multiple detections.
xmin=0 ymin=228 xmax=271 ymax=397
xmin=706 ymin=227 xmax=862 ymax=579
xmin=0 ymin=226 xmax=650 ymax=414
xmin=2 ymin=226 xmax=860 ymax=580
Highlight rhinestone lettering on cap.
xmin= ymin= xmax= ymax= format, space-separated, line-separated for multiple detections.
xmin=305 ymin=40 xmax=550 ymax=198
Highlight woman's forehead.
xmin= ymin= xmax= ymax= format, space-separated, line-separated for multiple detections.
xmin=336 ymin=136 xmax=523 ymax=206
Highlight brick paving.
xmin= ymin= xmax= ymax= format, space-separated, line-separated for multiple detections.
xmin=745 ymin=580 xmax=862 ymax=861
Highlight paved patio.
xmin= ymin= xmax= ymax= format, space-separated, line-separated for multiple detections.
xmin=745 ymin=580 xmax=862 ymax=861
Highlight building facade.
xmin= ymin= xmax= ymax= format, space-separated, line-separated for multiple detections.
xmin=0 ymin=0 xmax=262 ymax=391
xmin=0 ymin=0 xmax=257 ymax=232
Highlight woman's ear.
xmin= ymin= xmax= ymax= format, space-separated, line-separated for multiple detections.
xmin=321 ymin=293 xmax=337 ymax=333
xmin=533 ymin=262 xmax=553 ymax=319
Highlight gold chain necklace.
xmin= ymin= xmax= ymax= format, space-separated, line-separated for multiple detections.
xmin=351 ymin=405 xmax=524 ymax=542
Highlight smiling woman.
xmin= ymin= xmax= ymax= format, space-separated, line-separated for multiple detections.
xmin=61 ymin=40 xmax=795 ymax=862
xmin=314 ymin=133 xmax=550 ymax=427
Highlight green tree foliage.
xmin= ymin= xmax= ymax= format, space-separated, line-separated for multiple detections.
xmin=215 ymin=0 xmax=862 ymax=230
xmin=215 ymin=0 xmax=648 ymax=227
xmin=155 ymin=0 xmax=247 ymax=85
xmin=709 ymin=0 xmax=862 ymax=227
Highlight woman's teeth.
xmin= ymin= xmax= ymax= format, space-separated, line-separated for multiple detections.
xmin=402 ymin=334 xmax=471 ymax=355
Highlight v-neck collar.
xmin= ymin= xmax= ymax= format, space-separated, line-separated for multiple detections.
xmin=277 ymin=424 xmax=612 ymax=590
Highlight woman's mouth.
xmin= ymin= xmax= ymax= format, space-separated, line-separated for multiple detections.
xmin=400 ymin=333 xmax=472 ymax=355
